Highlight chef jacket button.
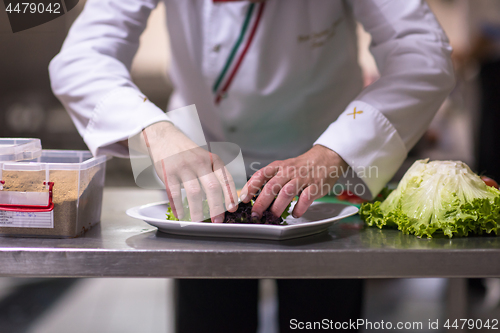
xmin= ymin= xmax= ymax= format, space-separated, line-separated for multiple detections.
xmin=212 ymin=44 xmax=222 ymax=52
xmin=227 ymin=126 xmax=237 ymax=133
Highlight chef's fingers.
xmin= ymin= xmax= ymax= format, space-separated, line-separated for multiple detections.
xmin=190 ymin=152 xmax=226 ymax=222
xmin=240 ymin=162 xmax=281 ymax=203
xmin=270 ymin=178 xmax=304 ymax=218
xmin=180 ymin=171 xmax=204 ymax=222
xmin=197 ymin=170 xmax=225 ymax=223
xmin=292 ymin=182 xmax=329 ymax=218
xmin=155 ymin=159 xmax=184 ymax=220
xmin=211 ymin=154 xmax=238 ymax=213
xmin=166 ymin=173 xmax=184 ymax=220
xmin=251 ymin=171 xmax=290 ymax=219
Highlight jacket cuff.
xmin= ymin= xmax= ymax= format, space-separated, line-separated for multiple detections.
xmin=314 ymin=101 xmax=407 ymax=200
xmin=83 ymin=87 xmax=171 ymax=157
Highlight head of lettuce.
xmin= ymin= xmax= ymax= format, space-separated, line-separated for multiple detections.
xmin=360 ymin=159 xmax=500 ymax=238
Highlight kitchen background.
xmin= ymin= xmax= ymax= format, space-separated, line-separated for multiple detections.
xmin=0 ymin=0 xmax=498 ymax=332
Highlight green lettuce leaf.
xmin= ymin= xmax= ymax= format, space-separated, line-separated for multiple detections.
xmin=166 ymin=204 xmax=178 ymax=221
xmin=360 ymin=159 xmax=500 ymax=238
xmin=281 ymin=201 xmax=293 ymax=220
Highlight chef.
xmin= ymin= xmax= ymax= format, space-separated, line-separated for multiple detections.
xmin=49 ymin=0 xmax=455 ymax=332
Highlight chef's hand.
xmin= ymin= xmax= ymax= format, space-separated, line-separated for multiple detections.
xmin=240 ymin=145 xmax=348 ymax=219
xmin=143 ymin=121 xmax=238 ymax=222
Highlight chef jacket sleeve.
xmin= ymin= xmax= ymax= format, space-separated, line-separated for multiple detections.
xmin=314 ymin=0 xmax=455 ymax=199
xmin=49 ymin=0 xmax=169 ymax=157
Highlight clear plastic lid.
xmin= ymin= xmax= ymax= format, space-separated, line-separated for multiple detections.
xmin=0 ymin=138 xmax=42 ymax=162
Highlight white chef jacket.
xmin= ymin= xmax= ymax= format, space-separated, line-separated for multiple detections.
xmin=49 ymin=0 xmax=455 ymax=199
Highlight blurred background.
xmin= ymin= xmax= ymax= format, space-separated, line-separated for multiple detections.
xmin=0 ymin=0 xmax=499 ymax=332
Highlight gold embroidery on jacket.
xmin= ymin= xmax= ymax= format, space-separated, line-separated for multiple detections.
xmin=347 ymin=107 xmax=363 ymax=119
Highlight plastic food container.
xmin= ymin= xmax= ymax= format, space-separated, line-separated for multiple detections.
xmin=0 ymin=150 xmax=107 ymax=238
xmin=0 ymin=138 xmax=42 ymax=162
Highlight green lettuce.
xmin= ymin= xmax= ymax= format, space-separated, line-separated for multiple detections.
xmin=280 ymin=201 xmax=292 ymax=220
xmin=360 ymin=159 xmax=500 ymax=238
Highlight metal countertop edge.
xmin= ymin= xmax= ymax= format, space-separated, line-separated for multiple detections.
xmin=0 ymin=248 xmax=499 ymax=253
xmin=0 ymin=251 xmax=499 ymax=278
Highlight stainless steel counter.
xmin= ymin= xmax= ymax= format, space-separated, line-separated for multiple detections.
xmin=0 ymin=188 xmax=499 ymax=278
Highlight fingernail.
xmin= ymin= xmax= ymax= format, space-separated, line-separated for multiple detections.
xmin=240 ymin=189 xmax=248 ymax=202
xmin=214 ymin=216 xmax=224 ymax=223
xmin=251 ymin=212 xmax=260 ymax=220
xmin=228 ymin=203 xmax=235 ymax=211
xmin=292 ymin=213 xmax=299 ymax=219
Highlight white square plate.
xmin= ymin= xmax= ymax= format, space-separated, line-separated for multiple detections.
xmin=127 ymin=201 xmax=359 ymax=241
